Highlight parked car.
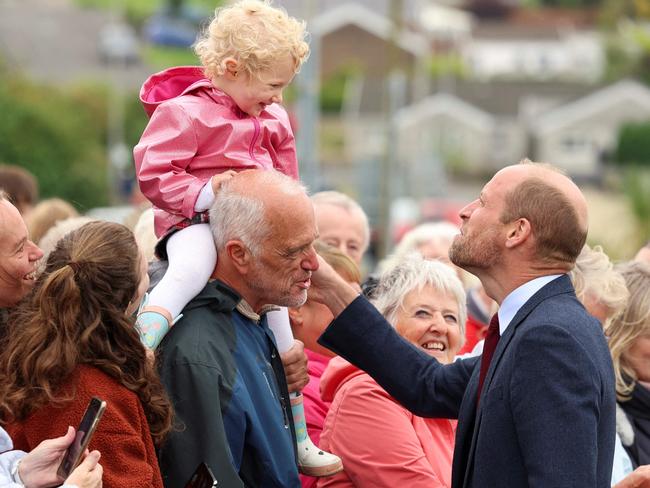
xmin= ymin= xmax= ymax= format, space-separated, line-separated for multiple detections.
xmin=98 ymin=22 xmax=140 ymax=65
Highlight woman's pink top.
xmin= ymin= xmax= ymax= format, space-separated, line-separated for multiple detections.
xmin=301 ymin=349 xmax=333 ymax=488
xmin=317 ymin=357 xmax=456 ymax=488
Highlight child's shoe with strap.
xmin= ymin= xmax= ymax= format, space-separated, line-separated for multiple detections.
xmin=291 ymin=393 xmax=343 ymax=477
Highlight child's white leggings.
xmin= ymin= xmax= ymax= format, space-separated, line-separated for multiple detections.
xmin=148 ymin=223 xmax=217 ymax=319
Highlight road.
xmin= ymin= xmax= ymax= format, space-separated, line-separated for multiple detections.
xmin=0 ymin=0 xmax=152 ymax=89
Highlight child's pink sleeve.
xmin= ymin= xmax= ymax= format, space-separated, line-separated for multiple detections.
xmin=273 ymin=108 xmax=300 ymax=180
xmin=134 ymin=102 xmax=206 ymax=219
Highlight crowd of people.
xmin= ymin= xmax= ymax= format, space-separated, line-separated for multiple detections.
xmin=1 ymin=1 xmax=650 ymax=487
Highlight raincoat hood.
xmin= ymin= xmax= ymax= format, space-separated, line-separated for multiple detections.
xmin=139 ymin=66 xmax=238 ymax=117
xmin=320 ymin=356 xmax=366 ymax=403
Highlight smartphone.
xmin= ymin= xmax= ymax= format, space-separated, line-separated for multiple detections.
xmin=184 ymin=462 xmax=218 ymax=488
xmin=57 ymin=397 xmax=107 ymax=479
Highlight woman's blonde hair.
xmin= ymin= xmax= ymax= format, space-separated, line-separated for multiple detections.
xmin=195 ymin=0 xmax=309 ymax=81
xmin=314 ymin=240 xmax=361 ymax=285
xmin=606 ymin=261 xmax=650 ymax=401
xmin=569 ymin=244 xmax=628 ymax=328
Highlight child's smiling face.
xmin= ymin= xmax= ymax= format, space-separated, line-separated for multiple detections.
xmin=228 ymin=55 xmax=296 ymax=117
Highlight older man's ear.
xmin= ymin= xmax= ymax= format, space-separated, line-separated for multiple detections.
xmin=224 ymin=240 xmax=253 ymax=272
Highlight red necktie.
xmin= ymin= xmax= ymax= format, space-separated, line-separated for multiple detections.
xmin=477 ymin=314 xmax=500 ymax=403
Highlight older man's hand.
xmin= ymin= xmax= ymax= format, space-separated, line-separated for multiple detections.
xmin=281 ymin=340 xmax=309 ymax=393
xmin=615 ymin=466 xmax=650 ymax=488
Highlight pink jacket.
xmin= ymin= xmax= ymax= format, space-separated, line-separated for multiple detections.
xmin=301 ymin=349 xmax=334 ymax=488
xmin=133 ymin=66 xmax=299 ymax=237
xmin=317 ymin=357 xmax=456 ymax=488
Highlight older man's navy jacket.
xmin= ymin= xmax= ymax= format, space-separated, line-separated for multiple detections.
xmin=157 ymin=280 xmax=299 ymax=488
xmin=319 ymin=274 xmax=616 ymax=488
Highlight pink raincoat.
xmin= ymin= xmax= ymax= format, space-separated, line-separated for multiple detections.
xmin=317 ymin=357 xmax=456 ymax=488
xmin=133 ymin=66 xmax=299 ymax=237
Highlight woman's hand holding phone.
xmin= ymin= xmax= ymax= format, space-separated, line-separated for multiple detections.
xmin=65 ymin=450 xmax=103 ymax=488
xmin=17 ymin=426 xmax=76 ymax=488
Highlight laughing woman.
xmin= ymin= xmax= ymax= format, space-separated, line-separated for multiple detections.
xmin=317 ymin=255 xmax=466 ymax=488
xmin=0 ymin=221 xmax=172 ymax=488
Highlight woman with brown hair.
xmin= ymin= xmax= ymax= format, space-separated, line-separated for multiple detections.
xmin=0 ymin=221 xmax=172 ymax=488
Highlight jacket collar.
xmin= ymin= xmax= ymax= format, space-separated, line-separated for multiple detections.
xmin=184 ymin=280 xmax=279 ymax=323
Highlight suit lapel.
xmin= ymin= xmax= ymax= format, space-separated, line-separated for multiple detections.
xmin=455 ymin=275 xmax=575 ymax=488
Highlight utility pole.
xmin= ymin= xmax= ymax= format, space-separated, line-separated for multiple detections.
xmin=296 ymin=0 xmax=320 ymax=191
xmin=377 ymin=0 xmax=404 ymax=258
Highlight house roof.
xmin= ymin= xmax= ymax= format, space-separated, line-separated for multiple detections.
xmin=532 ymin=79 xmax=650 ymax=135
xmin=395 ymin=92 xmax=494 ymax=132
xmin=276 ymin=0 xmax=422 ymax=21
xmin=435 ymin=79 xmax=594 ymax=117
xmin=309 ymin=3 xmax=428 ymax=57
xmin=472 ymin=21 xmax=564 ymax=40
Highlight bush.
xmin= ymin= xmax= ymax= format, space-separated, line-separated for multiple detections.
xmin=0 ymin=70 xmax=148 ymax=210
xmin=320 ymin=65 xmax=361 ymax=114
xmin=615 ymin=120 xmax=650 ymax=166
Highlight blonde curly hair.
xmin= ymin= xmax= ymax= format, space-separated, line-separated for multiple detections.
xmin=195 ymin=0 xmax=309 ymax=81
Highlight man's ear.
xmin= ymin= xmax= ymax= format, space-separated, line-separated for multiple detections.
xmin=223 ymin=58 xmax=239 ymax=80
xmin=505 ymin=218 xmax=532 ymax=249
xmin=288 ymin=306 xmax=304 ymax=327
xmin=225 ymin=240 xmax=251 ymax=272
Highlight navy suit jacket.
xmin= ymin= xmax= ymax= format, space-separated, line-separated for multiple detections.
xmin=319 ymin=275 xmax=615 ymax=488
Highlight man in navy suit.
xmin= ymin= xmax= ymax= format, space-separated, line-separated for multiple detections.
xmin=312 ymin=160 xmax=616 ymax=487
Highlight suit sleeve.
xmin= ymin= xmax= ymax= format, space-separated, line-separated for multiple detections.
xmin=157 ymin=360 xmax=245 ymax=488
xmin=510 ymin=324 xmax=603 ymax=487
xmin=133 ymin=102 xmax=205 ymax=219
xmin=320 ymin=378 xmax=450 ymax=488
xmin=318 ymin=296 xmax=476 ymax=418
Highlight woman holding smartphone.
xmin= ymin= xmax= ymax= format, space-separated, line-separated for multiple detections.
xmin=0 ymin=221 xmax=172 ymax=488
xmin=0 ymin=425 xmax=102 ymax=488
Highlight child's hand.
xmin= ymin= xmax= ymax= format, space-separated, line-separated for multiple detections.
xmin=211 ymin=170 xmax=238 ymax=193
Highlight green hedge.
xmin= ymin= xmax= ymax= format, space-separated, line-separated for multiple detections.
xmin=615 ymin=120 xmax=650 ymax=166
xmin=0 ymin=70 xmax=149 ymax=210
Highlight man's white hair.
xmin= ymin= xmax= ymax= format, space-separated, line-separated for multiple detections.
xmin=310 ymin=190 xmax=370 ymax=250
xmin=209 ymin=171 xmax=308 ymax=256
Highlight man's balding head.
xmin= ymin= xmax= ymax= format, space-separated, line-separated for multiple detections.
xmin=498 ymin=161 xmax=588 ymax=266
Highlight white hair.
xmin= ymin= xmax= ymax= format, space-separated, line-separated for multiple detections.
xmin=395 ymin=222 xmax=458 ymax=257
xmin=371 ymin=253 xmax=467 ymax=345
xmin=210 ymin=171 xmax=307 ymax=256
xmin=379 ymin=221 xmax=460 ymax=274
xmin=311 ymin=190 xmax=370 ymax=250
xmin=569 ymin=244 xmax=629 ymax=325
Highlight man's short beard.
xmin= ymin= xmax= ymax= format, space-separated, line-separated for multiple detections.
xmin=449 ymin=232 xmax=500 ymax=271
xmin=247 ymin=270 xmax=308 ymax=308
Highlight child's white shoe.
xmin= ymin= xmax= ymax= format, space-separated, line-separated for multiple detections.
xmin=297 ymin=433 xmax=344 ymax=477
xmin=291 ymin=393 xmax=343 ymax=477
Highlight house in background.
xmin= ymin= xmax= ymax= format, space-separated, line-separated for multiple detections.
xmin=532 ymin=80 xmax=650 ymax=177
xmin=393 ymin=79 xmax=650 ymax=182
xmin=462 ymin=21 xmax=604 ymax=82
xmin=310 ymin=3 xmax=428 ymax=81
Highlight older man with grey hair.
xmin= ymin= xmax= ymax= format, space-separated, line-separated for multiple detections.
xmin=157 ymin=170 xmax=319 ymax=488
xmin=311 ymin=191 xmax=370 ymax=266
